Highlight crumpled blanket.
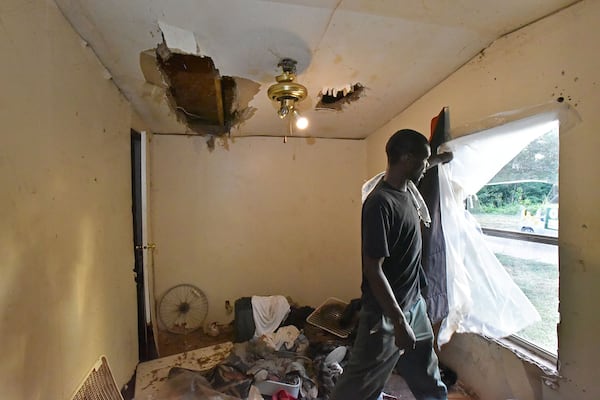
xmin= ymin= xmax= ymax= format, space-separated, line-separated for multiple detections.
xmin=204 ymin=364 xmax=253 ymax=398
xmin=166 ymin=366 xmax=274 ymax=400
xmin=260 ymin=325 xmax=301 ymax=351
xmin=161 ymin=368 xmax=244 ymax=400
xmin=161 ymin=328 xmax=349 ymax=399
xmin=311 ymin=343 xmax=348 ymax=399
xmin=221 ymin=337 xmax=318 ymax=399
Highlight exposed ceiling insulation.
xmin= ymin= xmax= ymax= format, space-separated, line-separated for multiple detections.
xmin=55 ymin=0 xmax=579 ymax=139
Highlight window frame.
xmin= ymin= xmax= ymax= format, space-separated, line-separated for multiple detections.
xmin=475 ymin=148 xmax=559 ymax=361
xmin=481 ymin=228 xmax=559 ymax=363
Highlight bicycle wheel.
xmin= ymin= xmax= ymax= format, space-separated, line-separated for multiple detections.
xmin=158 ymin=284 xmax=208 ymax=334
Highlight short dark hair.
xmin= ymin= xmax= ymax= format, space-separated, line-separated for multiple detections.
xmin=385 ymin=129 xmax=429 ymax=165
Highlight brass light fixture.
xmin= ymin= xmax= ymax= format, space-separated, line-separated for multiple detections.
xmin=267 ymin=58 xmax=309 ymax=131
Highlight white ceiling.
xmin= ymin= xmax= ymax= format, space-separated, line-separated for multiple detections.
xmin=55 ymin=0 xmax=577 ymax=139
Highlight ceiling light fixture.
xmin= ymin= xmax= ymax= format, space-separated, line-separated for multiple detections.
xmin=267 ymin=58 xmax=309 ymax=133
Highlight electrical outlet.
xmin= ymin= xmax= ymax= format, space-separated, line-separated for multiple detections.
xmin=225 ymin=300 xmax=232 ymax=314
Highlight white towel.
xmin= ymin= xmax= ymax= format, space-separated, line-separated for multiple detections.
xmin=251 ymin=295 xmax=290 ymax=337
xmin=407 ymin=180 xmax=431 ymax=228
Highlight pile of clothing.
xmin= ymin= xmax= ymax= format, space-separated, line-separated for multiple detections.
xmin=156 ymin=295 xmax=353 ymax=399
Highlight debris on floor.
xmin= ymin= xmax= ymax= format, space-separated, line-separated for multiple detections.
xmin=138 ymin=295 xmax=473 ymax=399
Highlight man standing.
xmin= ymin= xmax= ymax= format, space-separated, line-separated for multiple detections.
xmin=331 ymin=129 xmax=449 ymax=400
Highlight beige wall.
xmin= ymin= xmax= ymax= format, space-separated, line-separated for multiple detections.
xmin=0 ymin=0 xmax=138 ymax=398
xmin=150 ymin=135 xmax=365 ymax=324
xmin=366 ymin=1 xmax=600 ymax=399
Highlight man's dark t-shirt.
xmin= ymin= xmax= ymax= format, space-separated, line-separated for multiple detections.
xmin=361 ymin=180 xmax=422 ymax=314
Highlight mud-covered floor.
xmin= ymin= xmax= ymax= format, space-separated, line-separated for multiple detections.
xmin=152 ymin=324 xmax=476 ymax=400
xmin=157 ymin=324 xmax=236 ymax=357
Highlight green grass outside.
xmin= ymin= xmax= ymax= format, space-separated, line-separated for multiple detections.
xmin=495 ymin=253 xmax=559 ymax=354
xmin=471 ymin=212 xmax=522 ymax=232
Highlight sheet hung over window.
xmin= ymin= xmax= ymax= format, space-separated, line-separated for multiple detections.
xmin=436 ymin=102 xmax=580 ymax=347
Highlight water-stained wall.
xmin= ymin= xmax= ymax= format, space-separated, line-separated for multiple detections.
xmin=0 ymin=0 xmax=138 ymax=397
xmin=150 ymin=135 xmax=365 ymax=325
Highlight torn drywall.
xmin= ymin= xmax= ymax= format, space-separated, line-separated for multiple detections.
xmin=146 ymin=42 xmax=259 ymax=137
xmin=136 ymin=22 xmax=261 ymax=137
xmin=140 ymin=49 xmax=166 ymax=88
xmin=158 ymin=20 xmax=199 ymax=55
xmin=316 ymin=83 xmax=365 ymax=111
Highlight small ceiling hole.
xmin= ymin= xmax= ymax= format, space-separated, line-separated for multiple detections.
xmin=316 ymin=83 xmax=364 ymax=111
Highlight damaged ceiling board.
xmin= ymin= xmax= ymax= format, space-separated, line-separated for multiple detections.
xmin=152 ymin=22 xmax=263 ymax=136
xmin=155 ymin=44 xmax=260 ymax=136
xmin=54 ymin=0 xmax=580 ymax=139
xmin=155 ymin=4 xmax=329 ymax=81
xmin=297 ymin=8 xmax=488 ymax=138
xmin=158 ymin=20 xmax=199 ymax=55
xmin=157 ymin=46 xmax=232 ymax=135
xmin=140 ymin=50 xmax=166 ymax=88
xmin=316 ymin=84 xmax=365 ymax=111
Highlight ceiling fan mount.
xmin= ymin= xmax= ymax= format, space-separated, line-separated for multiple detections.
xmin=267 ymin=58 xmax=308 ymax=120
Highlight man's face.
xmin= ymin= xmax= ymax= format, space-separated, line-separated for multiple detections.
xmin=409 ymin=144 xmax=431 ymax=183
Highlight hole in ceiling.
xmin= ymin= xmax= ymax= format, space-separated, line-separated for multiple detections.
xmin=316 ymin=83 xmax=364 ymax=111
xmin=154 ymin=42 xmax=259 ymax=136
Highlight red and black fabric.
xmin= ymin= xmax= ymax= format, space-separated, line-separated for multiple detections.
xmin=272 ymin=389 xmax=297 ymax=400
xmin=418 ymin=107 xmax=451 ymax=324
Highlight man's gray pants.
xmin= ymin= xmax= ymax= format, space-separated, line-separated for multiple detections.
xmin=330 ymin=297 xmax=447 ymax=400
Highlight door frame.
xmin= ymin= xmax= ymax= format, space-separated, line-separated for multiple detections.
xmin=131 ymin=129 xmax=157 ymax=361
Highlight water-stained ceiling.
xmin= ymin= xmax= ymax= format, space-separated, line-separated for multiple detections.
xmin=55 ymin=0 xmax=578 ymax=139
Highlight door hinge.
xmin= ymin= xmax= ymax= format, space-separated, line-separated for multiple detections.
xmin=135 ymin=243 xmax=156 ymax=250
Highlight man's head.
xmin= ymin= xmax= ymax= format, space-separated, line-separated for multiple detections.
xmin=385 ymin=129 xmax=431 ymax=183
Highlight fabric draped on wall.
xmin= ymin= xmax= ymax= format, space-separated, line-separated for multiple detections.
xmin=419 ymin=107 xmax=451 ymax=324
xmin=434 ymin=111 xmax=568 ymax=347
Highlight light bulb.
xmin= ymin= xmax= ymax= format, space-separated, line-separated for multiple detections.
xmin=293 ymin=110 xmax=309 ymax=130
xmin=295 ymin=116 xmax=309 ymax=130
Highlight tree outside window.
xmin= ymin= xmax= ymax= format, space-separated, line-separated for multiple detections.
xmin=470 ymin=128 xmax=559 ymax=355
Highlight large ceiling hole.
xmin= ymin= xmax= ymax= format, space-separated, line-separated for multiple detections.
xmin=316 ymin=83 xmax=364 ymax=111
xmin=155 ymin=43 xmax=258 ymax=136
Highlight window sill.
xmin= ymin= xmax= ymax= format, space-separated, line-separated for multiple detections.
xmin=481 ymin=227 xmax=558 ymax=245
xmin=488 ymin=335 xmax=561 ymax=390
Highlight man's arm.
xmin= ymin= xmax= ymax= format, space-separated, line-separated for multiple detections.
xmin=363 ymin=254 xmax=416 ymax=350
xmin=427 ymin=151 xmax=453 ymax=170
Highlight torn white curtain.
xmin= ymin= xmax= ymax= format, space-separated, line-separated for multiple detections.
xmin=435 ymin=116 xmax=559 ymax=347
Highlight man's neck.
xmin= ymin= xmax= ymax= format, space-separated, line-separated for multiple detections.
xmin=384 ymin=170 xmax=409 ymax=191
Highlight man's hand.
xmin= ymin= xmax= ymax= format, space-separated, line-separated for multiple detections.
xmin=393 ymin=318 xmax=417 ymax=354
xmin=426 ymin=151 xmax=453 ymax=170
xmin=363 ymin=255 xmax=416 ymax=354
xmin=438 ymin=151 xmax=453 ymax=164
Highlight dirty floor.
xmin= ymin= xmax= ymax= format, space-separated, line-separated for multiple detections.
xmin=151 ymin=323 xmax=476 ymax=400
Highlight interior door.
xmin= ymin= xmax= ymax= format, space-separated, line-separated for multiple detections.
xmin=131 ymin=130 xmax=157 ymax=361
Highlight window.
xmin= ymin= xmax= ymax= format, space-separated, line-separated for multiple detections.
xmin=469 ymin=123 xmax=559 ymax=356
